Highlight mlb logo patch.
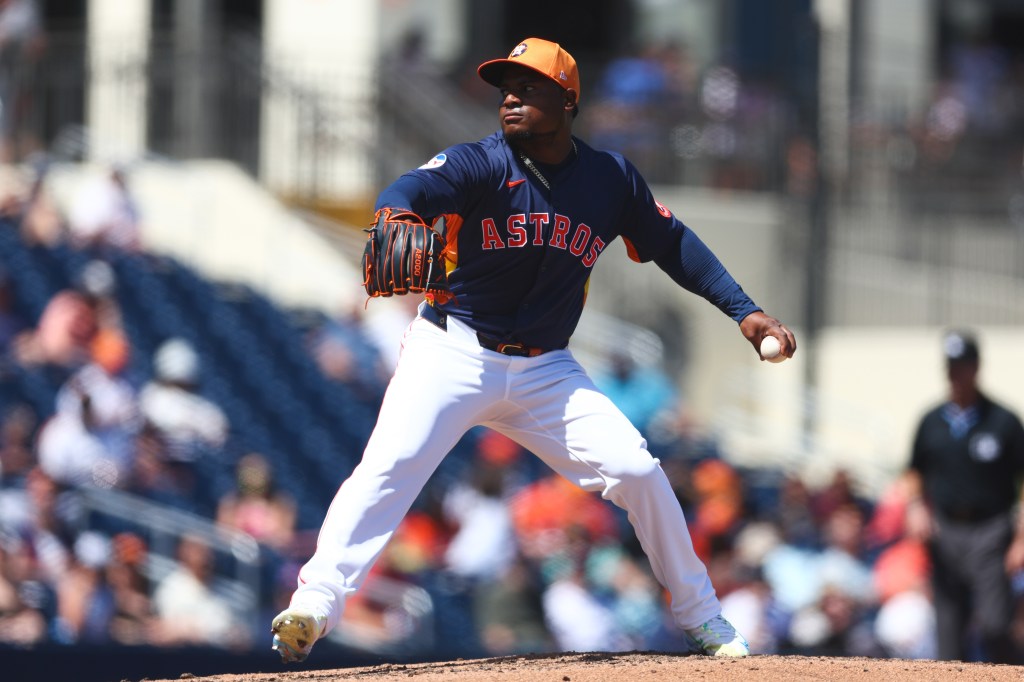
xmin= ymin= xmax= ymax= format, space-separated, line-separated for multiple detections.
xmin=419 ymin=153 xmax=447 ymax=170
xmin=511 ymin=43 xmax=528 ymax=57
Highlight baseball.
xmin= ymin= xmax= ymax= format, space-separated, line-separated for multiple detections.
xmin=760 ymin=335 xmax=786 ymax=363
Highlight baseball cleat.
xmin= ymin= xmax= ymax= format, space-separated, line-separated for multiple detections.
xmin=271 ymin=609 xmax=326 ymax=663
xmin=685 ymin=614 xmax=750 ymax=657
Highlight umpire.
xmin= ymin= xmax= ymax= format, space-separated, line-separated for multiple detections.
xmin=903 ymin=330 xmax=1024 ymax=663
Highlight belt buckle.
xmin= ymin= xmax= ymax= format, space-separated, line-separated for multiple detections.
xmin=495 ymin=342 xmax=528 ymax=356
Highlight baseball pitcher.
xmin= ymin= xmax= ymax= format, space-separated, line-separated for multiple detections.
xmin=272 ymin=37 xmax=796 ymax=663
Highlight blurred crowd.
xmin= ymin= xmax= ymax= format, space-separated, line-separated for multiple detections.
xmin=0 ymin=161 xmax=293 ymax=649
xmin=577 ymin=36 xmax=1024 ymax=215
xmin=0 ymin=164 xmax=1022 ymax=662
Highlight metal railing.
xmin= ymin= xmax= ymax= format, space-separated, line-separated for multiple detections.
xmin=75 ymin=487 xmax=262 ymax=622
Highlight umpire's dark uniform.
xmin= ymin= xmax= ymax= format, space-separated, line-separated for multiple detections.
xmin=909 ymin=332 xmax=1024 ymax=663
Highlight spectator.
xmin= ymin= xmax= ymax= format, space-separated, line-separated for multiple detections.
xmin=127 ymin=424 xmax=200 ymax=513
xmin=594 ymin=350 xmax=677 ymax=436
xmin=902 ymin=330 xmax=1024 ymax=663
xmin=646 ymin=398 xmax=719 ymax=463
xmin=14 ymin=161 xmax=69 ymax=247
xmin=152 ymin=535 xmax=247 ymax=649
xmin=720 ymin=521 xmax=784 ymax=654
xmin=139 ymin=337 xmax=228 ymax=462
xmin=760 ymin=523 xmax=823 ymax=621
xmin=1 ymin=469 xmax=71 ymax=639
xmin=441 ymin=439 xmax=518 ymax=582
xmin=308 ymin=302 xmax=391 ymax=400
xmin=0 ymin=402 xmax=36 ymax=486
xmin=12 ymin=287 xmax=98 ymax=374
xmin=0 ymin=162 xmax=24 ymax=216
xmin=810 ymin=469 xmax=873 ymax=525
xmin=359 ymin=295 xmax=421 ymax=373
xmin=764 ymin=500 xmax=879 ymax=656
xmin=11 ymin=258 xmax=129 ymax=384
xmin=336 ymin=510 xmax=447 ymax=651
xmin=816 ymin=504 xmax=877 ymax=605
xmin=872 ymin=536 xmax=931 ymax=606
xmin=773 ymin=473 xmax=819 ymax=549
xmin=0 ymin=536 xmax=20 ymax=617
xmin=54 ymin=531 xmax=114 ymax=644
xmin=586 ymin=42 xmax=691 ymax=182
xmin=216 ymin=452 xmax=297 ymax=553
xmin=2 ymin=467 xmax=76 ymax=584
xmin=36 ymin=350 xmax=139 ymax=489
xmin=103 ymin=532 xmax=155 ymax=646
xmin=689 ymin=458 xmax=745 ymax=544
xmin=588 ymin=546 xmax=665 ymax=649
xmin=542 ymin=559 xmax=629 ymax=652
xmin=472 ymin=554 xmax=553 ymax=655
xmin=0 ymin=266 xmax=28 ymax=354
xmin=864 ymin=474 xmax=919 ymax=550
xmin=949 ymin=35 xmax=1009 ymax=134
xmin=509 ymin=472 xmax=619 ymax=562
xmin=66 ymin=165 xmax=141 ymax=253
xmin=873 ymin=583 xmax=937 ymax=660
xmin=55 ymin=327 xmax=137 ymax=430
xmin=75 ymin=259 xmax=123 ymax=334
xmin=871 ymin=537 xmax=935 ymax=659
xmin=0 ymin=533 xmax=52 ymax=646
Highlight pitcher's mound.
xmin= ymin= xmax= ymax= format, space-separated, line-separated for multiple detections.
xmin=147 ymin=651 xmax=1024 ymax=682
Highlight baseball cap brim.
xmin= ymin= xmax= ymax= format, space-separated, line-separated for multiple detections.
xmin=478 ymin=59 xmax=551 ymax=87
xmin=476 ymin=38 xmax=581 ymax=101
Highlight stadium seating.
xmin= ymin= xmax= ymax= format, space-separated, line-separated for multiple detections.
xmin=0 ymin=219 xmax=377 ymax=527
xmin=0 ymin=218 xmax=495 ymax=664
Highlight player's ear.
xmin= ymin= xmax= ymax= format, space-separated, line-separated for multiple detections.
xmin=564 ymin=89 xmax=578 ymax=111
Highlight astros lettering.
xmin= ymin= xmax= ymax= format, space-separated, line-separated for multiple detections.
xmin=479 ymin=213 xmax=606 ymax=266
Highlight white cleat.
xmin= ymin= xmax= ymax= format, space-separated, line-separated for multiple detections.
xmin=271 ymin=609 xmax=326 ymax=663
xmin=685 ymin=614 xmax=750 ymax=657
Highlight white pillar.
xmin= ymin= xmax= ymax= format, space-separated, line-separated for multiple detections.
xmin=815 ymin=0 xmax=852 ymax=186
xmin=860 ymin=0 xmax=935 ymax=118
xmin=86 ymin=0 xmax=151 ymax=162
xmin=261 ymin=0 xmax=378 ymax=203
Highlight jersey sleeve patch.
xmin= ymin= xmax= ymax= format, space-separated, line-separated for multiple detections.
xmin=655 ymin=200 xmax=672 ymax=219
xmin=418 ymin=153 xmax=448 ymax=170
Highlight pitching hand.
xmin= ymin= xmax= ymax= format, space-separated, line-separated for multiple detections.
xmin=739 ymin=311 xmax=797 ymax=361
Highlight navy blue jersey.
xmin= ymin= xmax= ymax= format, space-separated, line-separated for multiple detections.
xmin=376 ymin=132 xmax=760 ymax=349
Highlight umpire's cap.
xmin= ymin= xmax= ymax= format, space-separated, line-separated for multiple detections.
xmin=478 ymin=38 xmax=581 ymax=102
xmin=943 ymin=330 xmax=980 ymax=365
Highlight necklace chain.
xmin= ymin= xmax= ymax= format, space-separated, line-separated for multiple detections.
xmin=518 ymin=140 xmax=578 ymax=190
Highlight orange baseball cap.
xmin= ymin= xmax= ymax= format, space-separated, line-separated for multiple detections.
xmin=478 ymin=38 xmax=581 ymax=102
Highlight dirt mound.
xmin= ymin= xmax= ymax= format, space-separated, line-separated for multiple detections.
xmin=146 ymin=651 xmax=1024 ymax=682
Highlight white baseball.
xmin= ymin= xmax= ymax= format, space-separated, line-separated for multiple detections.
xmin=760 ymin=335 xmax=786 ymax=363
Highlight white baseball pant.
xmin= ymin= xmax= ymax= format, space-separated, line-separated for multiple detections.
xmin=288 ymin=311 xmax=722 ymax=635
